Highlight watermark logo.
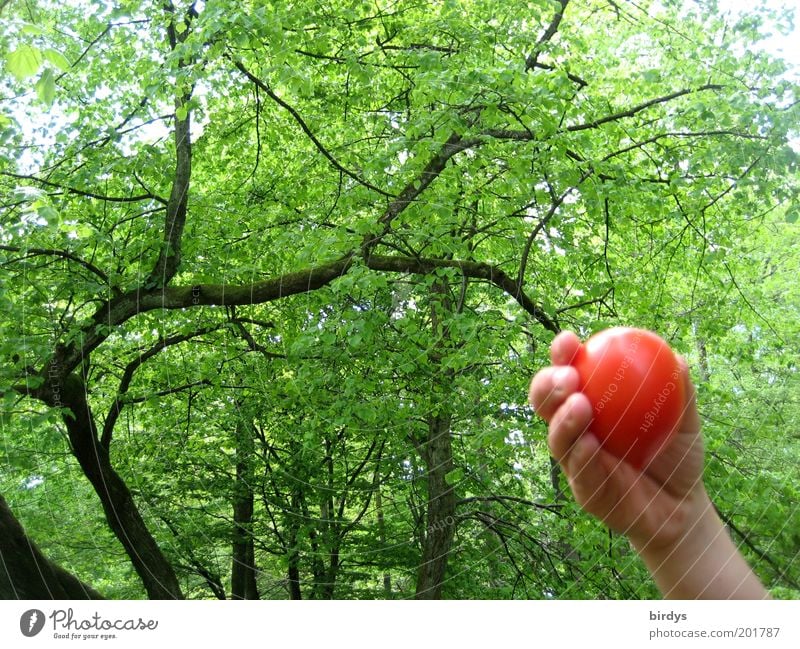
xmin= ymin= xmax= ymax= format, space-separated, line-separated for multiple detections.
xmin=20 ymin=609 xmax=45 ymax=637
xmin=16 ymin=608 xmax=159 ymax=641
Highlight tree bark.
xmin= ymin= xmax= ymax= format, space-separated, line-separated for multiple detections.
xmin=375 ymin=485 xmax=392 ymax=598
xmin=693 ymin=319 xmax=711 ymax=382
xmin=56 ymin=373 xmax=183 ymax=599
xmin=287 ymin=553 xmax=302 ymax=600
xmin=415 ymin=411 xmax=457 ymax=599
xmin=286 ymin=489 xmax=303 ymax=600
xmin=231 ymin=416 xmax=259 ymax=599
xmin=415 ymin=277 xmax=458 ymax=599
xmin=0 ymin=493 xmax=104 ymax=599
xmin=316 ymin=434 xmax=341 ymax=599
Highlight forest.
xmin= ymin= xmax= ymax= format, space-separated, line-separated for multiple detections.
xmin=0 ymin=0 xmax=798 ymax=599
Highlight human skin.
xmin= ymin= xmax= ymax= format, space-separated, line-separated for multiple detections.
xmin=528 ymin=331 xmax=769 ymax=599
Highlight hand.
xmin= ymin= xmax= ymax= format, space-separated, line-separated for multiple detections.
xmin=529 ymin=331 xmax=705 ymax=550
xmin=529 ymin=331 xmax=768 ymax=598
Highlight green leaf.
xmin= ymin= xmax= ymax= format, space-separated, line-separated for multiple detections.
xmin=36 ymin=203 xmax=59 ymax=225
xmin=175 ymin=104 xmax=188 ymax=120
xmin=786 ymin=208 xmax=798 ymax=224
xmin=445 ymin=467 xmax=464 ymax=485
xmin=43 ymin=48 xmax=71 ymax=72
xmin=7 ymin=45 xmax=43 ymax=81
xmin=25 ymin=375 xmax=44 ymax=390
xmin=20 ymin=23 xmax=45 ymax=36
xmin=35 ymin=68 xmax=57 ymax=106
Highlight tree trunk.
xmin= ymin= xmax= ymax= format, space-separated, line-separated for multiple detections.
xmin=0 ymin=493 xmax=104 ymax=599
xmin=287 ymin=489 xmax=303 ymax=599
xmin=311 ymin=436 xmax=342 ymax=599
xmin=415 ymin=412 xmax=456 ymax=599
xmin=231 ymin=416 xmax=259 ymax=599
xmin=415 ymin=277 xmax=457 ymax=599
xmin=58 ymin=373 xmax=183 ymax=599
xmin=319 ymin=550 xmax=340 ymax=599
xmin=693 ymin=319 xmax=711 ymax=382
xmin=375 ymin=485 xmax=392 ymax=598
xmin=287 ymin=554 xmax=302 ymax=600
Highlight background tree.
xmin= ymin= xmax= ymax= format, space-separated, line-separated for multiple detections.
xmin=1 ymin=0 xmax=798 ymax=599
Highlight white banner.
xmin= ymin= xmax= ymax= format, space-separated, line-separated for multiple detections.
xmin=1 ymin=600 xmax=798 ymax=648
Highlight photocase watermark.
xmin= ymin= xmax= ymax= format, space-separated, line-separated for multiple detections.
xmin=19 ymin=609 xmax=45 ymax=637
xmin=18 ymin=608 xmax=159 ymax=642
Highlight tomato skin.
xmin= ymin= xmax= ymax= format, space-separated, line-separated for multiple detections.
xmin=570 ymin=327 xmax=685 ymax=467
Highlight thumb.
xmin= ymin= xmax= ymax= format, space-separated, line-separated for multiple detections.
xmin=676 ymin=355 xmax=701 ymax=435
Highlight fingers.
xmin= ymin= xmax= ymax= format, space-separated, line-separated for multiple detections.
xmin=532 ymin=330 xmax=622 ymax=523
xmin=528 ymin=331 xmax=583 ymax=422
xmin=564 ymin=434 xmax=616 ymax=512
xmin=548 ymin=393 xmax=618 ymax=515
xmin=550 ymin=330 xmax=582 ymax=366
xmin=547 ymin=391 xmax=593 ymax=463
xmin=528 ymin=365 xmax=580 ymax=423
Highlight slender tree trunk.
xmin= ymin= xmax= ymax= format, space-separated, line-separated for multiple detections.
xmin=693 ymin=319 xmax=711 ymax=382
xmin=287 ymin=560 xmax=302 ymax=599
xmin=312 ymin=433 xmax=341 ymax=599
xmin=375 ymin=485 xmax=392 ymax=598
xmin=287 ymin=489 xmax=303 ymax=599
xmin=415 ymin=411 xmax=456 ymax=599
xmin=549 ymin=456 xmax=566 ymax=501
xmin=58 ymin=373 xmax=183 ymax=599
xmin=320 ymin=549 xmax=340 ymax=599
xmin=231 ymin=416 xmax=259 ymax=599
xmin=415 ymin=278 xmax=457 ymax=599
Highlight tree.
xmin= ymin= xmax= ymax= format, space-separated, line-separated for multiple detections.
xmin=1 ymin=0 xmax=798 ymax=599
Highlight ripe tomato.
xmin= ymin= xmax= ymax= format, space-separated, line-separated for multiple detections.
xmin=570 ymin=327 xmax=685 ymax=467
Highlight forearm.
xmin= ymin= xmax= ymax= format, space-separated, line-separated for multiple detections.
xmin=631 ymin=491 xmax=769 ymax=599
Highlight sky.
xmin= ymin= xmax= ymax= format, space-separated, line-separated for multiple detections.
xmin=722 ymin=0 xmax=800 ymax=76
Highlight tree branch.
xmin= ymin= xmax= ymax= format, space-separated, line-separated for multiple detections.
xmin=0 ymin=171 xmax=166 ymax=204
xmin=516 ymin=168 xmax=594 ymax=290
xmin=40 ymin=249 xmax=558 ymax=385
xmin=484 ymin=88 xmax=729 ymax=144
xmin=601 ymin=130 xmax=769 ymax=162
xmin=567 ymin=84 xmax=724 ymax=132
xmin=124 ymin=379 xmax=210 ymax=404
xmin=555 ymin=289 xmax=613 ymax=314
xmin=526 ymin=0 xmax=570 ymax=70
xmin=233 ymin=59 xmax=393 ymax=198
xmin=231 ymin=317 xmax=286 ymax=360
xmin=377 ymin=132 xmax=480 ymax=229
xmin=102 ymin=326 xmax=223 ymax=447
xmin=364 ymin=254 xmax=558 ymax=332
xmin=716 ymin=505 xmax=800 ymax=590
xmin=527 ymin=60 xmax=587 ymax=88
xmin=0 ymin=245 xmax=112 ymax=287
xmin=147 ymin=1 xmax=194 ymax=288
xmin=457 ymin=494 xmax=562 ymax=514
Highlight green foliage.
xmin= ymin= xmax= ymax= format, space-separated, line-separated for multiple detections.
xmin=0 ymin=0 xmax=798 ymax=599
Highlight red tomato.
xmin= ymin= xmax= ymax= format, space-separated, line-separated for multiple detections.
xmin=570 ymin=327 xmax=685 ymax=467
